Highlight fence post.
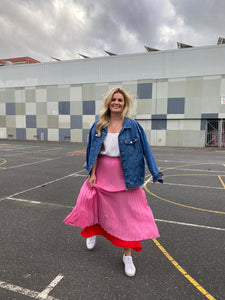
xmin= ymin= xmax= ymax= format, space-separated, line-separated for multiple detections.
xmin=218 ymin=119 xmax=222 ymax=148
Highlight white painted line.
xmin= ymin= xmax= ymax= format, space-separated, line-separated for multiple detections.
xmin=71 ymin=174 xmax=87 ymax=177
xmin=0 ymin=155 xmax=76 ymax=171
xmin=174 ymin=167 xmax=225 ymax=174
xmin=0 ymin=280 xmax=60 ymax=300
xmin=223 ymin=163 xmax=225 ymax=167
xmin=6 ymin=197 xmax=73 ymax=209
xmin=144 ymin=176 xmax=225 ymax=190
xmin=2 ymin=147 xmax=63 ymax=157
xmin=157 ymin=159 xmax=223 ymax=165
xmin=7 ymin=197 xmax=42 ymax=204
xmin=156 ymin=165 xmax=225 ymax=174
xmin=7 ymin=169 xmax=85 ymax=198
xmin=37 ymin=274 xmax=64 ymax=299
xmin=155 ymin=219 xmax=225 ymax=231
xmin=161 ymin=182 xmax=225 ymax=190
xmin=0 ymin=280 xmax=40 ymax=298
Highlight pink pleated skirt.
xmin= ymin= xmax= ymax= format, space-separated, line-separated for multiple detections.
xmin=63 ymin=155 xmax=159 ymax=252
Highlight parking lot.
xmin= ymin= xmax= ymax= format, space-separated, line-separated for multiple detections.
xmin=0 ymin=140 xmax=224 ymax=300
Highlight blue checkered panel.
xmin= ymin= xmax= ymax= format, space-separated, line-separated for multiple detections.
xmin=167 ymin=98 xmax=185 ymax=114
xmin=82 ymin=129 xmax=90 ymax=143
xmin=137 ymin=83 xmax=152 ymax=99
xmin=152 ymin=115 xmax=167 ymax=130
xmin=59 ymin=102 xmax=70 ymax=115
xmin=71 ymin=115 xmax=82 ymax=129
xmin=59 ymin=128 xmax=71 ymax=141
xmin=83 ymin=101 xmax=95 ymax=115
xmin=6 ymin=103 xmax=16 ymax=115
xmin=16 ymin=128 xmax=26 ymax=139
xmin=26 ymin=115 xmax=36 ymax=128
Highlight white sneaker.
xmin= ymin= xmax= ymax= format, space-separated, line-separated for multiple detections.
xmin=86 ymin=236 xmax=96 ymax=250
xmin=122 ymin=254 xmax=136 ymax=277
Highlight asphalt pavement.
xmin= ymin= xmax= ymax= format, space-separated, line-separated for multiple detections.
xmin=0 ymin=140 xmax=224 ymax=300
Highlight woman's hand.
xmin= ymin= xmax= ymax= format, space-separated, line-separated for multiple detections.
xmin=88 ymin=173 xmax=96 ymax=188
xmin=88 ymin=158 xmax=98 ymax=188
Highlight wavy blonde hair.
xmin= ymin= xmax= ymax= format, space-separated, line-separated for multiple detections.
xmin=96 ymin=87 xmax=133 ymax=136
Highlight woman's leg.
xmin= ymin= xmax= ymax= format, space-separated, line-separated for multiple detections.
xmin=124 ymin=248 xmax=131 ymax=256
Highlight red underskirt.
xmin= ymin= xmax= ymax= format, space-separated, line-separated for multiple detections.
xmin=81 ymin=224 xmax=142 ymax=252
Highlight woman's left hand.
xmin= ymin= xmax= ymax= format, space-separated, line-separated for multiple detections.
xmin=88 ymin=173 xmax=96 ymax=188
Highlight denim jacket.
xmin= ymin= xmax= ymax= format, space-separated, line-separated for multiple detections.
xmin=85 ymin=118 xmax=163 ymax=189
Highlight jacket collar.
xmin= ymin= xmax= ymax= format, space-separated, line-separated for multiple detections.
xmin=123 ymin=118 xmax=131 ymax=129
xmin=102 ymin=117 xmax=131 ymax=134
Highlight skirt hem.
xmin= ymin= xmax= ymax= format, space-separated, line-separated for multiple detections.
xmin=81 ymin=224 xmax=142 ymax=252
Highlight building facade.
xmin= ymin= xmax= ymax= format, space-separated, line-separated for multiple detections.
xmin=0 ymin=45 xmax=225 ymax=147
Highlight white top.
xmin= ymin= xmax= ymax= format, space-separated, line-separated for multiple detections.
xmin=100 ymin=133 xmax=120 ymax=157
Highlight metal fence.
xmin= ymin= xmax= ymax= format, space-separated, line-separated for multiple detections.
xmin=206 ymin=119 xmax=225 ymax=147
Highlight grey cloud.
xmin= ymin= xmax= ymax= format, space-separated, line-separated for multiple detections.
xmin=72 ymin=0 xmax=174 ymax=54
xmin=0 ymin=0 xmax=225 ymax=62
xmin=170 ymin=0 xmax=225 ymax=45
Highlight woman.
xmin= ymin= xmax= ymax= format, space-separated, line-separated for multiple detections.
xmin=63 ymin=87 xmax=163 ymax=277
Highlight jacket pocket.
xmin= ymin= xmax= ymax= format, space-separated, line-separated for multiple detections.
xmin=123 ymin=137 xmax=141 ymax=156
xmin=123 ymin=137 xmax=138 ymax=145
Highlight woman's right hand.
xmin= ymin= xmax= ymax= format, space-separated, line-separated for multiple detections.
xmin=88 ymin=173 xmax=96 ymax=188
xmin=88 ymin=158 xmax=98 ymax=188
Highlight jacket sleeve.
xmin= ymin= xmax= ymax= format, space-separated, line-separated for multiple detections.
xmin=83 ymin=122 xmax=95 ymax=171
xmin=135 ymin=121 xmax=163 ymax=183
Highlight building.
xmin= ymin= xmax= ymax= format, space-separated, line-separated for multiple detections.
xmin=0 ymin=57 xmax=40 ymax=66
xmin=0 ymin=46 xmax=225 ymax=147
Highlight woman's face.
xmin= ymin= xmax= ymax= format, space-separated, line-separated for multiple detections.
xmin=109 ymin=92 xmax=125 ymax=114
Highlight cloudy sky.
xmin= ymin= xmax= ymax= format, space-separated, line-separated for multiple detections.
xmin=0 ymin=0 xmax=225 ymax=62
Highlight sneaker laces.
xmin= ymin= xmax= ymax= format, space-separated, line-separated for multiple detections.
xmin=124 ymin=256 xmax=133 ymax=264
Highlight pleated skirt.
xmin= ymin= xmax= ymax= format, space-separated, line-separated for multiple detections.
xmin=63 ymin=155 xmax=159 ymax=252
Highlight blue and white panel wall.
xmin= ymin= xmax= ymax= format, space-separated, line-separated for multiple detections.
xmin=0 ymin=76 xmax=225 ymax=147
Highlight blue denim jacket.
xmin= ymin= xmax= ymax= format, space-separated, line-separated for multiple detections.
xmin=85 ymin=118 xmax=163 ymax=189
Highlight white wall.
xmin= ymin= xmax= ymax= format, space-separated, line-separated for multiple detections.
xmin=1 ymin=45 xmax=225 ymax=88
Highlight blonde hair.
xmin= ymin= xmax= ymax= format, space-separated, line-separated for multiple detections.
xmin=96 ymin=87 xmax=133 ymax=136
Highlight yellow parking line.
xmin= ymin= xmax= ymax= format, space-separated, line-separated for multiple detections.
xmin=144 ymin=185 xmax=225 ymax=214
xmin=148 ymin=162 xmax=220 ymax=299
xmin=218 ymin=175 xmax=225 ymax=189
xmin=0 ymin=159 xmax=7 ymax=166
xmin=153 ymin=239 xmax=216 ymax=300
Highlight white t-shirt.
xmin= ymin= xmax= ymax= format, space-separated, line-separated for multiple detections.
xmin=100 ymin=133 xmax=120 ymax=157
